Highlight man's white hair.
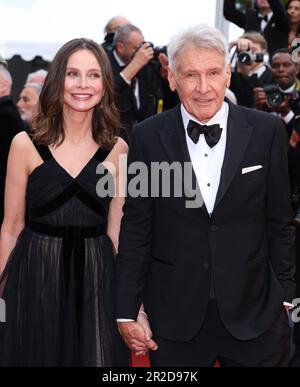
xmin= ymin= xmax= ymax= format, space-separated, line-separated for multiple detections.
xmin=23 ymin=82 xmax=43 ymax=96
xmin=26 ymin=69 xmax=48 ymax=85
xmin=167 ymin=24 xmax=229 ymax=72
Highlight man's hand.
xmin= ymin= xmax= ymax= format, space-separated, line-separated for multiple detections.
xmin=253 ymin=86 xmax=268 ymax=110
xmin=118 ymin=320 xmax=158 ymax=354
xmin=134 ymin=311 xmax=158 ymax=356
xmin=132 ymin=42 xmax=154 ymax=69
xmin=230 ymin=38 xmax=254 ymax=53
xmin=121 ymin=42 xmax=154 ymax=82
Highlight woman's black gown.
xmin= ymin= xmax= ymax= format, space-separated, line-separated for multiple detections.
xmin=0 ymin=144 xmax=129 ymax=367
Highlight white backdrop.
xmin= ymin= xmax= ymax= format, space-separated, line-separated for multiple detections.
xmin=0 ymin=0 xmax=220 ymax=60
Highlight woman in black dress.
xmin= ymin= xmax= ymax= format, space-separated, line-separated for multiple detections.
xmin=0 ymin=38 xmax=130 ymax=366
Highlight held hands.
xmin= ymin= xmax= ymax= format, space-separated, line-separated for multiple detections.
xmin=117 ymin=311 xmax=158 ymax=356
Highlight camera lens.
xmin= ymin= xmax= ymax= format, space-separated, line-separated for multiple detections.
xmin=238 ymin=51 xmax=252 ymax=65
xmin=267 ymin=91 xmax=284 ymax=108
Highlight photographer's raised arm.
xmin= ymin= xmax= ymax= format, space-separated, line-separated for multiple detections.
xmin=122 ymin=42 xmax=154 ymax=82
xmin=229 ymin=38 xmax=255 ymax=52
xmin=223 ymin=0 xmax=246 ymax=29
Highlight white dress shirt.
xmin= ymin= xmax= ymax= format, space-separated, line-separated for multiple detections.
xmin=113 ymin=50 xmax=140 ymax=109
xmin=258 ymin=12 xmax=273 ymax=31
xmin=181 ymin=102 xmax=229 ymax=215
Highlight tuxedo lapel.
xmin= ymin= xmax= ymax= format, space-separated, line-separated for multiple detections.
xmin=214 ymin=102 xmax=253 ymax=211
xmin=158 ymin=105 xmax=207 ymax=212
xmin=158 ymin=105 xmax=190 ymax=164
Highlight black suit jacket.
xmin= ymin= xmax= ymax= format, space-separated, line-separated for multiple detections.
xmin=107 ymin=51 xmax=161 ymax=131
xmin=224 ymin=0 xmax=290 ymax=56
xmin=117 ymin=102 xmax=295 ymax=342
xmin=0 ymin=96 xmax=24 ymax=224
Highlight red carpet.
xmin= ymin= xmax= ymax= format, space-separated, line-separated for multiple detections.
xmin=131 ymin=353 xmax=220 ymax=367
xmin=131 ymin=352 xmax=150 ymax=367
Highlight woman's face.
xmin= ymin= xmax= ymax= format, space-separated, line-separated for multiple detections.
xmin=288 ymin=1 xmax=300 ymax=24
xmin=64 ymin=49 xmax=104 ymax=114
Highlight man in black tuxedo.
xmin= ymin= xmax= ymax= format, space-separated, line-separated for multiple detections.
xmin=0 ymin=64 xmax=24 ymax=225
xmin=106 ymin=24 xmax=162 ymax=132
xmin=116 ymin=24 xmax=295 ymax=367
xmin=224 ymin=0 xmax=290 ymax=56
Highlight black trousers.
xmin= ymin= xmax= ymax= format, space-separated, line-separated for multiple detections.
xmin=149 ymin=300 xmax=291 ymax=367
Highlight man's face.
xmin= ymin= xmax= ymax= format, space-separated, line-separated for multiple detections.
xmin=271 ymin=53 xmax=298 ymax=90
xmin=117 ymin=31 xmax=144 ymax=64
xmin=288 ymin=1 xmax=300 ymax=25
xmin=17 ymin=87 xmax=39 ymax=125
xmin=256 ymin=0 xmax=270 ymax=11
xmin=168 ymin=47 xmax=231 ymax=123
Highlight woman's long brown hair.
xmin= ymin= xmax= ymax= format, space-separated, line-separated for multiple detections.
xmin=34 ymin=38 xmax=120 ymax=150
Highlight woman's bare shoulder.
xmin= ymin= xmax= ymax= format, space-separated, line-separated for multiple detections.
xmin=10 ymin=131 xmax=34 ymax=155
xmin=114 ymin=136 xmax=129 ymax=154
xmin=9 ymin=132 xmax=42 ymax=174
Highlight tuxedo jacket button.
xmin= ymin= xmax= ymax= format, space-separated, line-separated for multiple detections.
xmin=203 ymin=262 xmax=210 ymax=270
xmin=210 ymin=225 xmax=219 ymax=232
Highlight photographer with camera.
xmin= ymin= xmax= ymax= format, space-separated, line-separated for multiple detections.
xmin=229 ymin=32 xmax=273 ymax=107
xmin=253 ymin=48 xmax=300 ymax=137
xmin=101 ymin=15 xmax=131 ymax=53
xmin=254 ymin=52 xmax=300 ymax=367
xmin=106 ymin=24 xmax=164 ymax=132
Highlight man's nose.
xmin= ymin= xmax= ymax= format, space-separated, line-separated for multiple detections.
xmin=196 ymin=76 xmax=210 ymax=94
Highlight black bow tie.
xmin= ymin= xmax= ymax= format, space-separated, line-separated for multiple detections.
xmin=258 ymin=14 xmax=268 ymax=23
xmin=187 ymin=120 xmax=222 ymax=148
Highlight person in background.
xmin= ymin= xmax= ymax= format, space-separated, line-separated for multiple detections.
xmin=25 ymin=69 xmax=48 ymax=86
xmin=107 ymin=24 xmax=161 ymax=132
xmin=253 ymin=48 xmax=300 ymax=138
xmin=102 ymin=15 xmax=131 ymax=53
xmin=0 ymin=62 xmax=24 ymax=226
xmin=0 ymin=38 xmax=129 ymax=367
xmin=116 ymin=23 xmax=295 ymax=367
xmin=287 ymin=0 xmax=300 ymax=47
xmin=224 ymin=0 xmax=290 ymax=56
xmin=229 ymin=31 xmax=273 ymax=107
xmin=17 ymin=82 xmax=42 ymax=132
